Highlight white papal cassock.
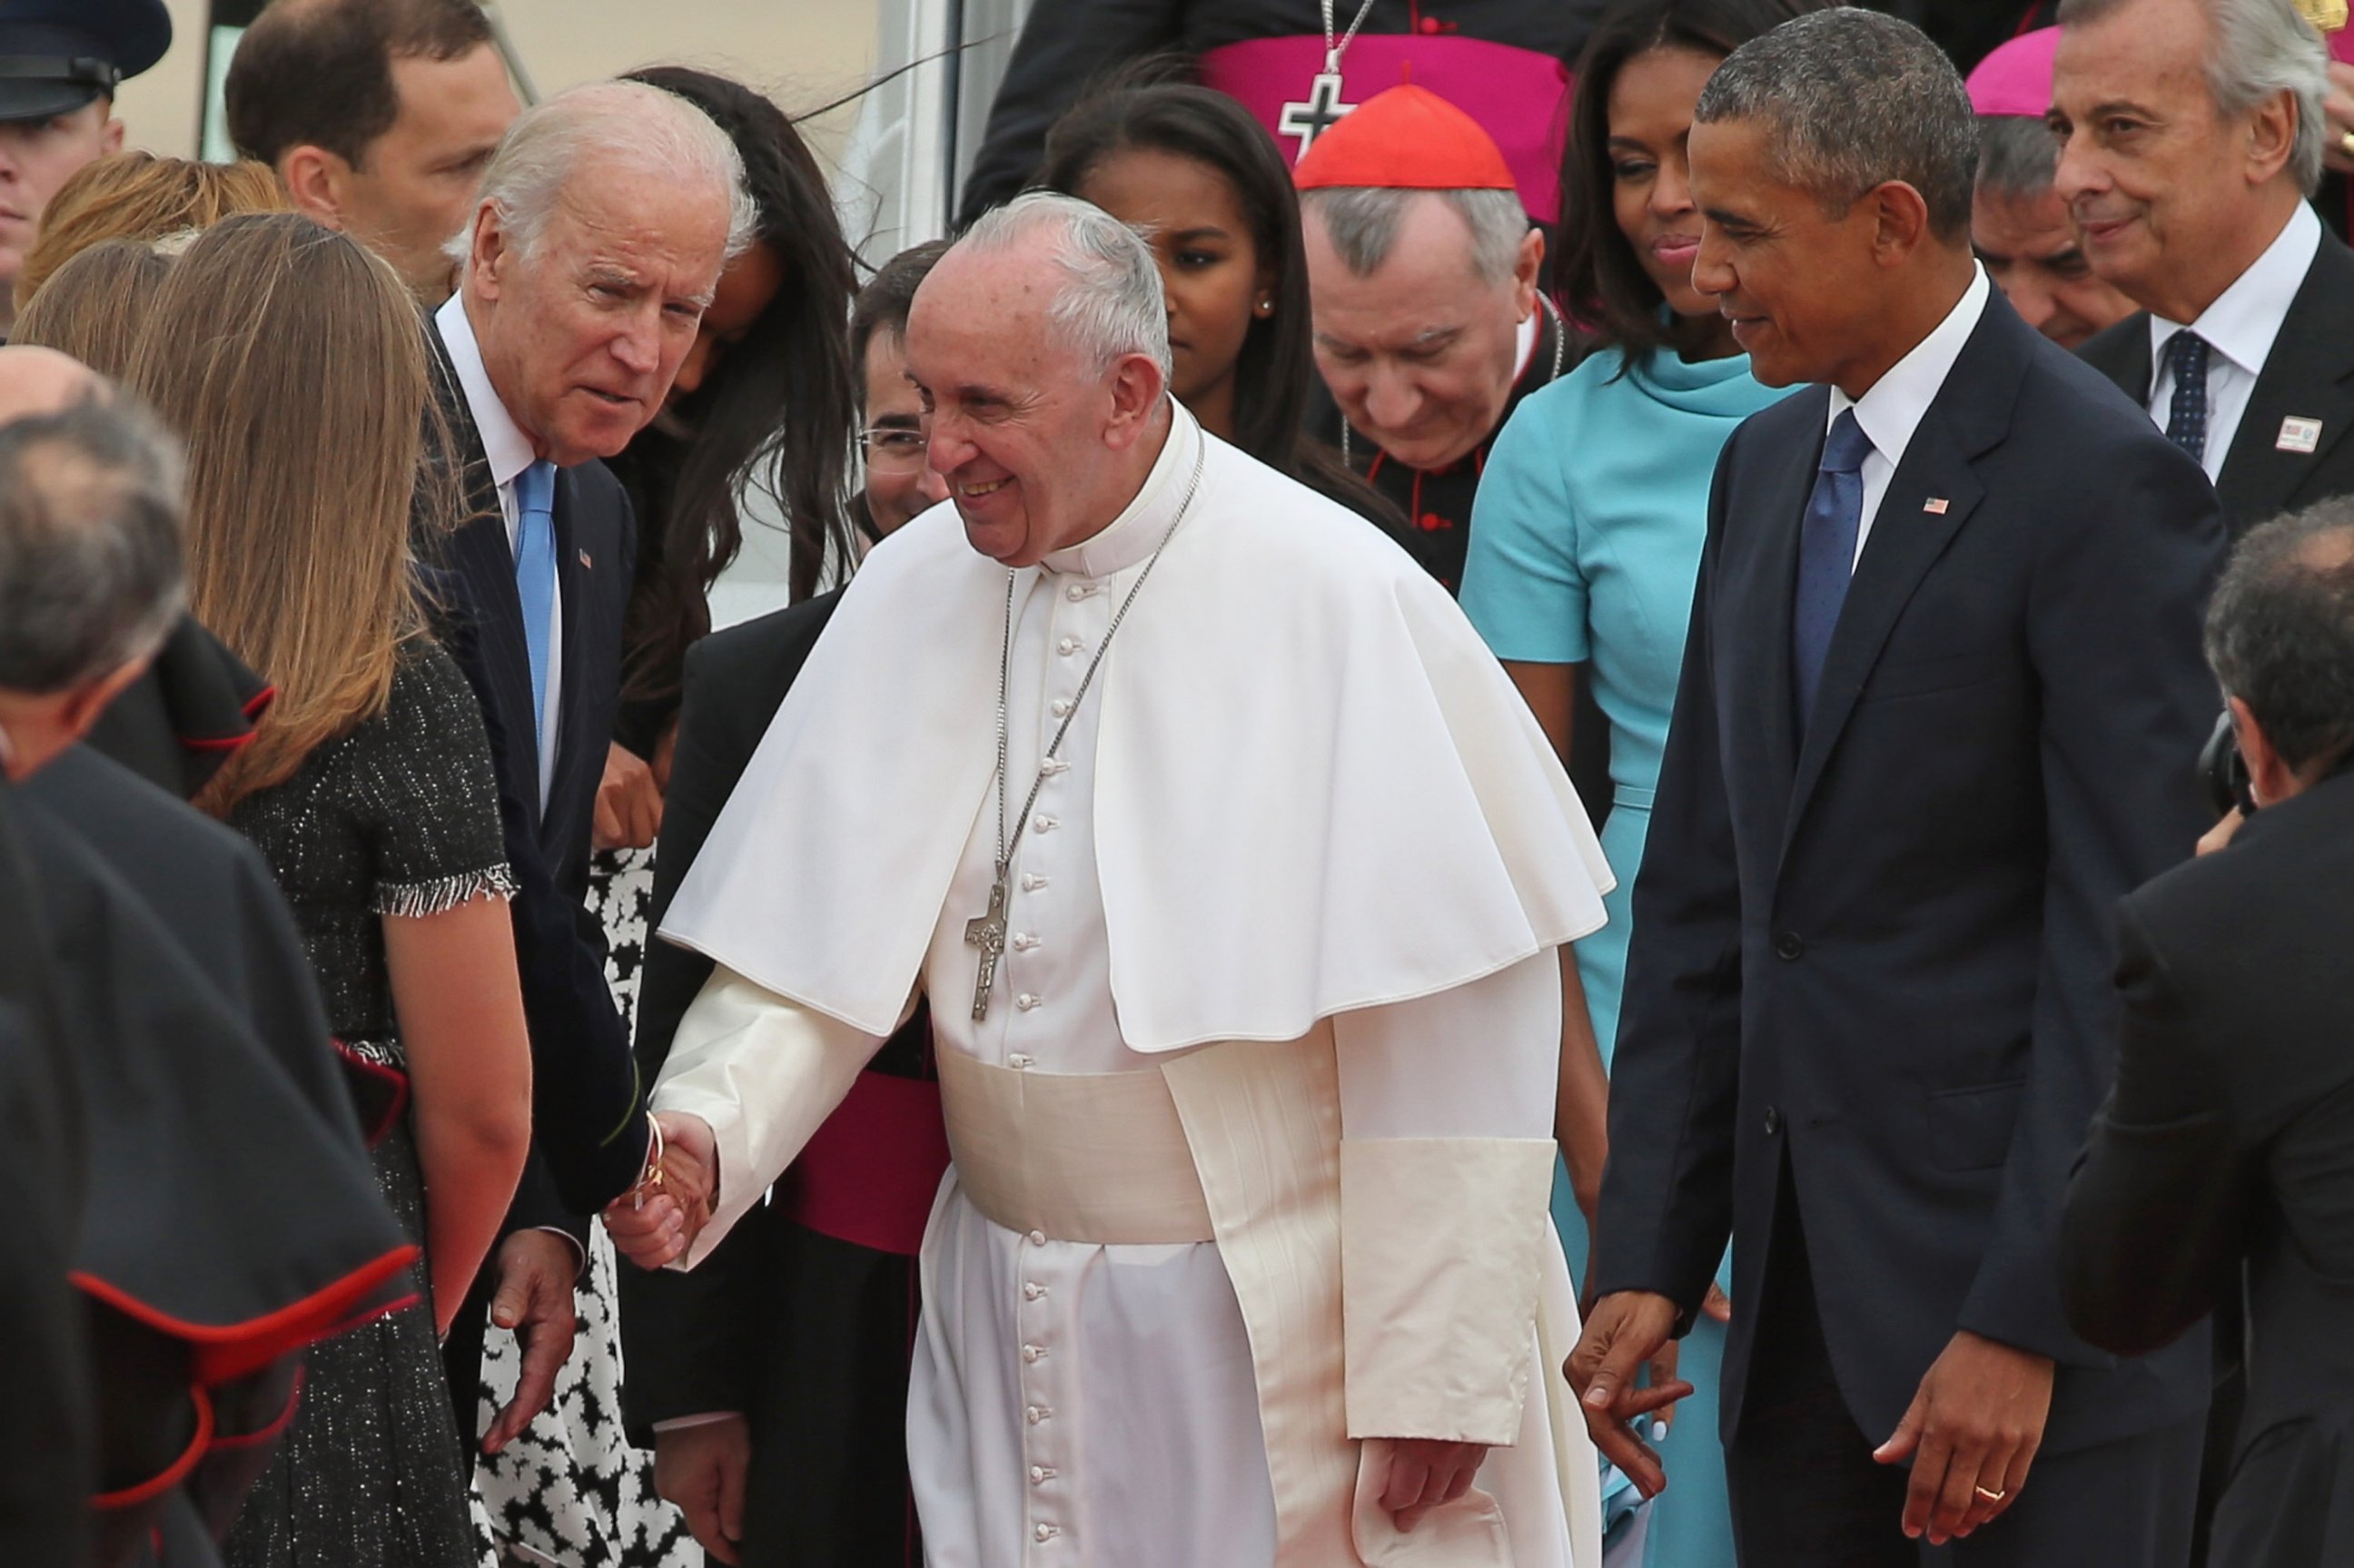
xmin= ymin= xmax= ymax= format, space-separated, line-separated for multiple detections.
xmin=655 ymin=405 xmax=1612 ymax=1567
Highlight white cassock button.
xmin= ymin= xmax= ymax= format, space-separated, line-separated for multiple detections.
xmin=1030 ymin=1464 xmax=1058 ymax=1484
xmin=1032 ymin=814 xmax=1057 ymax=833
xmin=1057 ymin=636 xmax=1082 ymax=656
xmin=1008 ymin=1052 xmax=1034 ymax=1069
xmin=1024 ymin=1282 xmax=1046 ymax=1300
xmin=1027 ymin=1229 xmax=1047 ymax=1246
xmin=1050 ymin=698 xmax=1073 ymax=717
xmin=1035 ymin=1524 xmax=1060 ymax=1542
xmin=1012 ymin=932 xmax=1040 ymax=951
xmin=1025 ymin=1405 xmax=1051 ymax=1424
xmin=1040 ymin=757 xmax=1070 ymax=776
xmin=1023 ymin=1343 xmax=1045 ymax=1363
xmin=1065 ymin=582 xmax=1088 ymax=601
xmin=1023 ymin=873 xmax=1049 ymax=892
xmin=1016 ymin=992 xmax=1042 ymax=1011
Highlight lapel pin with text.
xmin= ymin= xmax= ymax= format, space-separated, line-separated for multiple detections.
xmin=1923 ymin=498 xmax=1950 ymax=515
xmin=2278 ymin=417 xmax=2323 ymax=455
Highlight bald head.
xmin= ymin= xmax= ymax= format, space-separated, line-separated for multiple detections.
xmin=0 ymin=346 xmax=107 ymax=428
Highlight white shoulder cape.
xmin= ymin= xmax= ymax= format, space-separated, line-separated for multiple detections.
xmin=660 ymin=417 xmax=1614 ymax=1051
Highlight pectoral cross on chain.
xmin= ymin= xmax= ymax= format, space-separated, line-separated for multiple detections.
xmin=1279 ymin=70 xmax=1355 ymax=161
xmin=964 ymin=866 xmax=1011 ymax=1021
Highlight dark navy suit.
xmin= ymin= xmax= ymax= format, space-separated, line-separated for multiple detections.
xmin=424 ymin=316 xmax=648 ymax=1439
xmin=1591 ymin=289 xmax=2224 ymax=1562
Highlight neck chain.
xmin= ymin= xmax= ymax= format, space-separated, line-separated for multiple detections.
xmin=1319 ymin=0 xmax=1380 ymax=75
xmin=963 ymin=434 xmax=1209 ymax=1022
xmin=1342 ymin=292 xmax=1566 ymax=468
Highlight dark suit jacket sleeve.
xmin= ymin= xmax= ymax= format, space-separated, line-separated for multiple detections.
xmin=616 ymin=630 xmax=776 ymax=1439
xmin=1587 ymin=439 xmax=1748 ymax=1321
xmin=955 ymin=0 xmax=1186 ymax=227
xmin=1954 ymin=437 xmax=2223 ymax=1360
xmin=2059 ymin=899 xmax=2248 ymax=1358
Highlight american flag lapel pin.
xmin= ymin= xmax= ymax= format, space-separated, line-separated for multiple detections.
xmin=1923 ymin=497 xmax=1950 ymax=515
xmin=578 ymin=548 xmax=593 ymax=570
xmin=2278 ymin=416 xmax=2322 ymax=454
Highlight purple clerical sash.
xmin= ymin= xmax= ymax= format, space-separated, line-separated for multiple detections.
xmin=1198 ymin=33 xmax=1572 ymax=223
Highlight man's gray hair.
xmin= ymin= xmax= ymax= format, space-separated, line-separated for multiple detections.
xmin=1976 ymin=115 xmax=2061 ymax=200
xmin=956 ymin=192 xmax=1173 ymax=380
xmin=1696 ymin=9 xmax=1979 ymax=240
xmin=2060 ymin=0 xmax=2329 ymax=195
xmin=2205 ymin=498 xmax=2354 ymax=774
xmin=1300 ymin=186 xmax=1528 ymax=285
xmin=446 ymin=79 xmax=759 ymax=271
xmin=0 ymin=398 xmax=186 ymax=696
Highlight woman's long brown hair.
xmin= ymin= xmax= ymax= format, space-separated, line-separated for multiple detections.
xmin=127 ymin=213 xmax=434 ymax=814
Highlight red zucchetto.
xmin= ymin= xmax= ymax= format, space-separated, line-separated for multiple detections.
xmin=1291 ymin=84 xmax=1517 ymax=192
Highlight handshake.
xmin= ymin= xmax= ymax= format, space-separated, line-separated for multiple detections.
xmin=604 ymin=1110 xmax=719 ymax=1270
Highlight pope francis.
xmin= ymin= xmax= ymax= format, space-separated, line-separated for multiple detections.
xmin=608 ymin=192 xmax=1609 ymax=1568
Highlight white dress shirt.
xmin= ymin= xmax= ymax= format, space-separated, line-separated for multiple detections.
xmin=434 ymin=291 xmax=563 ymax=810
xmin=2147 ymin=201 xmax=2319 ymax=484
xmin=1828 ymin=263 xmax=1992 ymax=567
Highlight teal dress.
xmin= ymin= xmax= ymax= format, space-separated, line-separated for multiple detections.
xmin=1461 ymin=343 xmax=1790 ymax=1568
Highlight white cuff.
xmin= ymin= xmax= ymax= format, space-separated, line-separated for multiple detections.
xmin=651 ymin=967 xmax=879 ymax=1270
xmin=1340 ymin=1136 xmax=1556 ymax=1445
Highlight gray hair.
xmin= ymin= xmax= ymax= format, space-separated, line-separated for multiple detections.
xmin=445 ymin=80 xmax=759 ymax=271
xmin=1976 ymin=115 xmax=2061 ymax=200
xmin=1300 ymin=186 xmax=1529 ymax=286
xmin=955 ymin=191 xmax=1173 ymax=380
xmin=0 ymin=398 xmax=186 ymax=695
xmin=1696 ymin=8 xmax=1980 ymax=241
xmin=2060 ymin=0 xmax=2329 ymax=195
xmin=2205 ymin=498 xmax=2354 ymax=774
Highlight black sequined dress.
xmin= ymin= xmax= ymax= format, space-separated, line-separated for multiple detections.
xmin=223 ymin=643 xmax=516 ymax=1568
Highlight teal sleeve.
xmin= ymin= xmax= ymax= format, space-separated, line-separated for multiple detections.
xmin=1461 ymin=387 xmax=1589 ymax=665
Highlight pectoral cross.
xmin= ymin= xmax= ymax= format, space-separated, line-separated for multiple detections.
xmin=1279 ymin=71 xmax=1355 ymax=161
xmin=964 ymin=868 xmax=1010 ymax=1021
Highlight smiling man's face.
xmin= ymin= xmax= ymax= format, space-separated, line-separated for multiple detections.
xmin=2049 ymin=0 xmax=2291 ymax=322
xmin=467 ymin=162 xmax=729 ymax=467
xmin=1686 ymin=115 xmax=1892 ymax=391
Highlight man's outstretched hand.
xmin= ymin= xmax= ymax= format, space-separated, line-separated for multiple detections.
xmin=1874 ymin=1330 xmax=2053 ymax=1546
xmin=604 ymin=1111 xmax=717 ymax=1270
xmin=1565 ymin=1290 xmax=1692 ymax=1498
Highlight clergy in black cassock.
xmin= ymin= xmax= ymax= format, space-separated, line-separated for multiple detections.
xmin=618 ymin=591 xmax=945 ymax=1568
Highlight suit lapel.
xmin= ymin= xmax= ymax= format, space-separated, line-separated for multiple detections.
xmin=2217 ymin=238 xmax=2354 ymax=528
xmin=1780 ymin=299 xmax=2027 ymax=857
xmin=1723 ymin=404 xmax=1820 ymax=811
xmin=426 ymin=318 xmax=547 ymax=836
xmin=1783 ymin=419 xmax=1982 ymax=854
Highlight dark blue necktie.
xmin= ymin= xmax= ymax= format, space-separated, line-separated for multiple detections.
xmin=1793 ymin=409 xmax=1874 ymax=734
xmin=2164 ymin=331 xmax=2211 ymax=465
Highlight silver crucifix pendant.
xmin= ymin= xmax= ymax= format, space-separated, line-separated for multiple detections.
xmin=964 ymin=868 xmax=1011 ymax=1021
xmin=1278 ymin=69 xmax=1355 ymax=161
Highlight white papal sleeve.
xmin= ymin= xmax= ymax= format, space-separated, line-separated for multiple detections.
xmin=1330 ymin=948 xmax=1562 ymax=1445
xmin=650 ymin=966 xmax=888 ymax=1269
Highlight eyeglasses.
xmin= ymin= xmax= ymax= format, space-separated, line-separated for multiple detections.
xmin=860 ymin=427 xmax=930 ymax=474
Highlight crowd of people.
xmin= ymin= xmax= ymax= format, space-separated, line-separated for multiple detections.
xmin=3 ymin=0 xmax=2350 ymax=1566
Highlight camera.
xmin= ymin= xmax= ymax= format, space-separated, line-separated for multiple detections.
xmin=2200 ymin=708 xmax=2255 ymax=819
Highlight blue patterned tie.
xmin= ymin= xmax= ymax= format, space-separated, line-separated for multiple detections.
xmin=513 ymin=459 xmax=558 ymax=741
xmin=2164 ymin=332 xmax=2211 ymax=464
xmin=1793 ymin=409 xmax=1874 ymax=734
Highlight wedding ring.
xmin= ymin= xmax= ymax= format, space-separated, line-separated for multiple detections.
xmin=1973 ymin=1484 xmax=2007 ymax=1504
xmin=2339 ymin=129 xmax=2354 ymax=159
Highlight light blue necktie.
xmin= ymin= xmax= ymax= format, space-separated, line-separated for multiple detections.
xmin=513 ymin=459 xmax=558 ymax=742
xmin=1793 ymin=409 xmax=1874 ymax=734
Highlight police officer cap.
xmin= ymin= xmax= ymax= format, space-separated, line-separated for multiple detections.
xmin=0 ymin=0 xmax=173 ymax=125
